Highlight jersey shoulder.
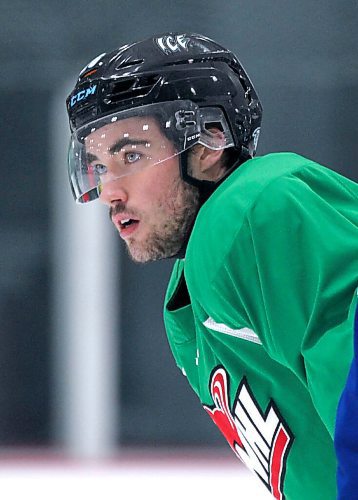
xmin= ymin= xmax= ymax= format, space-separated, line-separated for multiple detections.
xmin=187 ymin=153 xmax=312 ymax=267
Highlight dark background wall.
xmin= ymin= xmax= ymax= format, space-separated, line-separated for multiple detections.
xmin=0 ymin=0 xmax=357 ymax=449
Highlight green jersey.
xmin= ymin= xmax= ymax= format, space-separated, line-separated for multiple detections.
xmin=163 ymin=153 xmax=358 ymax=500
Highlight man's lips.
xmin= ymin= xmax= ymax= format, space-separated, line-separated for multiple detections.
xmin=112 ymin=213 xmax=140 ymax=239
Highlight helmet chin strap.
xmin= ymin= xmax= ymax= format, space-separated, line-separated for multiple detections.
xmin=172 ymin=147 xmax=251 ymax=260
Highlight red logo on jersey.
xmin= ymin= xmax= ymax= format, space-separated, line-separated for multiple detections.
xmin=203 ymin=367 xmax=293 ymax=500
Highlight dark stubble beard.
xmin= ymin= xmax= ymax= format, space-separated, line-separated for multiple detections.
xmin=111 ymin=176 xmax=200 ymax=263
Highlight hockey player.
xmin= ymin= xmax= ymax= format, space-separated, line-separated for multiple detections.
xmin=66 ymin=33 xmax=358 ymax=499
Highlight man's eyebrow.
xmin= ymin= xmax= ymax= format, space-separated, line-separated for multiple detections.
xmin=108 ymin=138 xmax=148 ymax=154
xmin=86 ymin=152 xmax=98 ymax=163
xmin=85 ymin=138 xmax=148 ymax=163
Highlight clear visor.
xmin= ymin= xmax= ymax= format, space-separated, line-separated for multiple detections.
xmin=68 ymin=100 xmax=234 ymax=203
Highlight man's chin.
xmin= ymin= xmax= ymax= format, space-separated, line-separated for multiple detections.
xmin=124 ymin=239 xmax=180 ymax=263
xmin=125 ymin=241 xmax=160 ymax=264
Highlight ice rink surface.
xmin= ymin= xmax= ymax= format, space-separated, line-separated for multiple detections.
xmin=0 ymin=450 xmax=272 ymax=500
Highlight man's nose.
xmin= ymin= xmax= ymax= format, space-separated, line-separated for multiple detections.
xmin=99 ymin=178 xmax=129 ymax=206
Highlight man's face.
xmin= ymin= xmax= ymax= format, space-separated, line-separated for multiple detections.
xmin=86 ymin=116 xmax=200 ymax=262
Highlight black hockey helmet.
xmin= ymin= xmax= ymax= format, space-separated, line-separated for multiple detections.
xmin=67 ymin=32 xmax=262 ymax=203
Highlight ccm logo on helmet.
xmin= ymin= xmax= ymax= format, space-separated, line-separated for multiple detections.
xmin=70 ymin=85 xmax=97 ymax=108
xmin=156 ymin=34 xmax=190 ymax=55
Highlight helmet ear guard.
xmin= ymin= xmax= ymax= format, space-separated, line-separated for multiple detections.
xmin=198 ymin=107 xmax=235 ymax=150
xmin=178 ymin=104 xmax=257 ymax=194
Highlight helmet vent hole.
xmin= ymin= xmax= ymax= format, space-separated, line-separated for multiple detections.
xmin=115 ymin=59 xmax=144 ymax=70
xmin=105 ymin=76 xmax=161 ymax=103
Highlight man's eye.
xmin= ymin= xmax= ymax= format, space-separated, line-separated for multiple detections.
xmin=125 ymin=152 xmax=142 ymax=164
xmin=92 ymin=163 xmax=107 ymax=175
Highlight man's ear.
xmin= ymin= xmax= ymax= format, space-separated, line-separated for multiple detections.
xmin=199 ymin=127 xmax=226 ymax=181
xmin=188 ymin=145 xmax=225 ymax=182
xmin=192 ymin=128 xmax=227 ymax=181
xmin=199 ymin=146 xmax=224 ymax=173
